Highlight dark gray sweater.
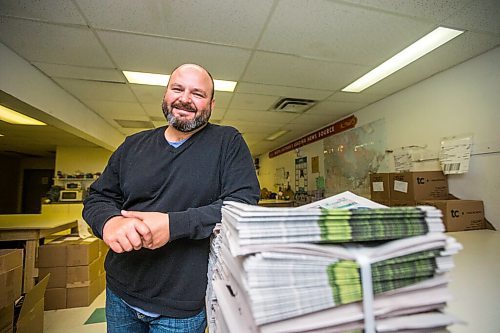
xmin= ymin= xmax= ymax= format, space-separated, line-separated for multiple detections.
xmin=83 ymin=123 xmax=260 ymax=317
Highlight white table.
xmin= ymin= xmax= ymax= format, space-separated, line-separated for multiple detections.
xmin=447 ymin=229 xmax=500 ymax=333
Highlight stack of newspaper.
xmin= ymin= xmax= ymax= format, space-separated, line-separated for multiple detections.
xmin=206 ymin=192 xmax=462 ymax=333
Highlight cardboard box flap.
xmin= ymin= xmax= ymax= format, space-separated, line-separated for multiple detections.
xmin=18 ymin=274 xmax=49 ymax=320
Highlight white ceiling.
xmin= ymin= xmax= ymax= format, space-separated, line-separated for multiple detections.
xmin=0 ymin=0 xmax=499 ymax=158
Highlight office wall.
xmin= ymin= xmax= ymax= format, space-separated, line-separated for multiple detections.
xmin=55 ymin=146 xmax=112 ymax=176
xmin=258 ymin=47 xmax=499 ymax=228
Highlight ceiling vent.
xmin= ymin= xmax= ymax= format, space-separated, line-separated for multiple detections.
xmin=272 ymin=98 xmax=316 ymax=113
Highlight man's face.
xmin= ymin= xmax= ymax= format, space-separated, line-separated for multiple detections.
xmin=162 ymin=65 xmax=215 ymax=133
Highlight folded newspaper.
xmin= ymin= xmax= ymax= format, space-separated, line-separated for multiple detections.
xmin=206 ymin=191 xmax=463 ymax=333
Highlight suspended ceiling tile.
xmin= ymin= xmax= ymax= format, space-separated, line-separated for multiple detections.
xmin=96 ymin=30 xmax=252 ymax=80
xmin=83 ymin=100 xmax=146 ymax=118
xmin=33 ymin=62 xmax=125 ymax=82
xmin=243 ymin=51 xmax=369 ymax=90
xmin=328 ymin=91 xmax=385 ymax=105
xmin=235 ymin=82 xmax=333 ymax=100
xmin=213 ymin=91 xmax=233 ymax=109
xmin=443 ymin=0 xmax=500 ymax=34
xmin=54 ymin=78 xmax=137 ymax=102
xmin=306 ymin=100 xmax=366 ymax=117
xmin=0 ymin=0 xmax=87 ymax=24
xmin=142 ymin=103 xmax=164 ymax=117
xmin=229 ymin=93 xmax=279 ymax=111
xmin=76 ymin=0 xmax=274 ymax=47
xmin=119 ymin=128 xmax=150 ymax=136
xmin=0 ymin=17 xmax=113 ymax=67
xmin=287 ymin=112 xmax=343 ymax=128
xmin=129 ymin=85 xmax=166 ymax=105
xmin=224 ymin=108 xmax=299 ymax=123
xmin=209 ymin=107 xmax=225 ymax=122
xmin=258 ymin=0 xmax=435 ymax=65
xmin=341 ymin=0 xmax=472 ymax=22
xmin=220 ymin=120 xmax=282 ymax=134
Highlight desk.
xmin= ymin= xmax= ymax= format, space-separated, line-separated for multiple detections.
xmin=447 ymin=229 xmax=500 ymax=333
xmin=258 ymin=199 xmax=295 ymax=207
xmin=0 ymin=215 xmax=78 ymax=292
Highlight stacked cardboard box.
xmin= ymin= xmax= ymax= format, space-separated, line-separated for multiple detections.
xmin=370 ymin=171 xmax=449 ymax=205
xmin=369 ymin=172 xmax=391 ymax=206
xmin=370 ymin=171 xmax=485 ymax=232
xmin=0 ymin=249 xmax=23 ymax=333
xmin=389 ymin=171 xmax=449 ymax=204
xmin=38 ymin=236 xmax=107 ymax=310
xmin=417 ymin=200 xmax=485 ymax=232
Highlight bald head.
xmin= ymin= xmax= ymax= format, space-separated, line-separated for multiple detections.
xmin=168 ymin=63 xmax=215 ymax=100
xmin=162 ymin=63 xmax=216 ymax=133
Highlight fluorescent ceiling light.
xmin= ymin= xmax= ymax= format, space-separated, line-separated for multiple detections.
xmin=266 ymin=130 xmax=289 ymax=141
xmin=0 ymin=133 xmax=4 ymax=137
xmin=0 ymin=105 xmax=46 ymax=125
xmin=123 ymin=71 xmax=169 ymax=86
xmin=214 ymin=79 xmax=237 ymax=92
xmin=123 ymin=70 xmax=237 ymax=92
xmin=342 ymin=26 xmax=464 ymax=93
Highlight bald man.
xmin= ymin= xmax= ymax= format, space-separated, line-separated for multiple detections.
xmin=84 ymin=64 xmax=260 ymax=333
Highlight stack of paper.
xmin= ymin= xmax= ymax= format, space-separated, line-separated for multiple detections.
xmin=206 ymin=192 xmax=462 ymax=333
xmin=223 ymin=201 xmax=444 ymax=256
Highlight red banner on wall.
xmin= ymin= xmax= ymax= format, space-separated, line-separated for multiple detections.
xmin=268 ymin=115 xmax=357 ymax=158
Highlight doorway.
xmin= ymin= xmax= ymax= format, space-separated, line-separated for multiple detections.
xmin=22 ymin=169 xmax=54 ymax=214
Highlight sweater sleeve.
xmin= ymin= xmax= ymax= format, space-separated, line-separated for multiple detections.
xmin=82 ymin=145 xmax=124 ymax=239
xmin=168 ymin=131 xmax=260 ymax=241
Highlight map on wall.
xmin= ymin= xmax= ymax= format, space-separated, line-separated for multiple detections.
xmin=324 ymin=118 xmax=387 ymax=198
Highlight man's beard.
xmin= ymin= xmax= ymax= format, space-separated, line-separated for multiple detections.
xmin=162 ymin=100 xmax=211 ymax=133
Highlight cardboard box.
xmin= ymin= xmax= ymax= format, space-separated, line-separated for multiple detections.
xmin=38 ymin=266 xmax=66 ymax=288
xmin=0 ymin=267 xmax=22 ymax=309
xmin=44 ymin=288 xmax=66 ymax=311
xmin=389 ymin=200 xmax=418 ymax=207
xmin=38 ymin=240 xmax=68 ymax=268
xmin=66 ymin=279 xmax=100 ymax=308
xmin=14 ymin=274 xmax=49 ymax=333
xmin=419 ymin=200 xmax=485 ymax=232
xmin=369 ymin=173 xmax=391 ymax=201
xmin=0 ymin=304 xmax=13 ymax=333
xmin=67 ymin=238 xmax=100 ymax=266
xmin=38 ymin=236 xmax=99 ymax=267
xmin=0 ymin=250 xmax=23 ymax=309
xmin=66 ymin=258 xmax=100 ymax=288
xmin=0 ymin=250 xmax=23 ymax=274
xmin=390 ymin=171 xmax=448 ymax=201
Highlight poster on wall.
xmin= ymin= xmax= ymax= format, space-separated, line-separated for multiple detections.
xmin=295 ymin=157 xmax=307 ymax=194
xmin=323 ymin=118 xmax=387 ymax=197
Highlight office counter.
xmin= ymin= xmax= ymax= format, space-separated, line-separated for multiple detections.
xmin=447 ymin=229 xmax=500 ymax=333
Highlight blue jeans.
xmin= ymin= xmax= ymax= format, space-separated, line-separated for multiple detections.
xmin=106 ymin=288 xmax=206 ymax=333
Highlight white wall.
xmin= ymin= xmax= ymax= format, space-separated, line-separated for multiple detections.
xmin=258 ymin=47 xmax=499 ymax=228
